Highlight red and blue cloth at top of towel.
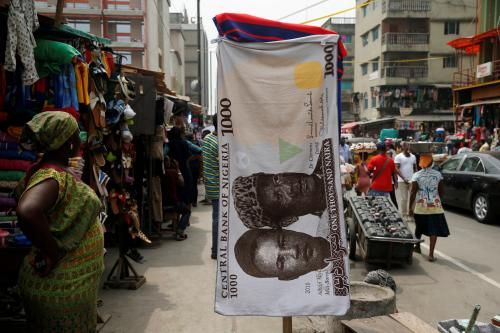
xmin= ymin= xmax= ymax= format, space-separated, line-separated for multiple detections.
xmin=213 ymin=13 xmax=347 ymax=123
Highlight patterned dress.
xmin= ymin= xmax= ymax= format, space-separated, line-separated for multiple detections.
xmin=18 ymin=168 xmax=104 ymax=332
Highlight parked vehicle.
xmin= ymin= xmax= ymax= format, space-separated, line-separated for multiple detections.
xmin=437 ymin=152 xmax=500 ymax=223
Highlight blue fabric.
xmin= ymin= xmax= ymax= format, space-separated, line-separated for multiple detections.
xmin=53 ymin=65 xmax=79 ymax=111
xmin=211 ymin=199 xmax=219 ymax=257
xmin=368 ymin=189 xmax=390 ymax=197
xmin=0 ymin=142 xmax=19 ymax=151
xmin=0 ymin=150 xmax=36 ymax=161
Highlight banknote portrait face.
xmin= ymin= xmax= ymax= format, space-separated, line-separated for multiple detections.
xmin=235 ymin=229 xmax=330 ymax=280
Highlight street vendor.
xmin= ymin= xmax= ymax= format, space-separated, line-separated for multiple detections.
xmin=409 ymin=152 xmax=450 ymax=262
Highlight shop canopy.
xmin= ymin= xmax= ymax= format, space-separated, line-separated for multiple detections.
xmin=458 ymin=98 xmax=500 ymax=108
xmin=341 ymin=122 xmax=359 ymax=132
xmin=396 ymin=114 xmax=455 ymax=122
xmin=34 ymin=14 xmax=111 ymax=45
xmin=447 ymin=28 xmax=498 ymax=54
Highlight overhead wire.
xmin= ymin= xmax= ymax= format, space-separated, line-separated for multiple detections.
xmin=301 ymin=0 xmax=374 ymax=25
xmin=277 ymin=0 xmax=333 ymax=21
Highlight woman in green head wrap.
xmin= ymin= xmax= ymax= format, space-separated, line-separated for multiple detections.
xmin=16 ymin=111 xmax=104 ymax=332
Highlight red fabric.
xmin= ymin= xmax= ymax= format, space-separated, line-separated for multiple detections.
xmin=475 ymin=127 xmax=481 ymax=142
xmin=84 ymin=47 xmax=92 ymax=64
xmin=368 ymin=154 xmax=395 ymax=193
xmin=0 ymin=159 xmax=32 ymax=171
xmin=105 ymin=52 xmax=115 ymax=73
xmin=0 ymin=112 xmax=8 ymax=123
xmin=42 ymin=107 xmax=80 ymax=121
xmin=34 ymin=78 xmax=46 ymax=93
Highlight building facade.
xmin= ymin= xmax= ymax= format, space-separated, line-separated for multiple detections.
xmin=449 ymin=0 xmax=500 ymax=136
xmin=321 ymin=17 xmax=357 ymax=123
xmin=35 ymin=0 xmax=171 ymax=82
xmin=169 ymin=12 xmax=186 ymax=96
xmin=353 ymin=0 xmax=476 ymax=133
xmin=181 ymin=20 xmax=209 ymax=109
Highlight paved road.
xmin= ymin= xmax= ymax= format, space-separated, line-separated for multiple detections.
xmin=348 ymin=205 xmax=500 ymax=326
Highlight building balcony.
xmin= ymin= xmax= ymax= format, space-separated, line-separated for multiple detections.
xmin=381 ymin=66 xmax=429 ymax=84
xmin=381 ymin=33 xmax=429 ymax=52
xmin=453 ymin=60 xmax=500 ymax=88
xmin=109 ymin=40 xmax=145 ymax=49
xmin=382 ymin=0 xmax=431 ymax=18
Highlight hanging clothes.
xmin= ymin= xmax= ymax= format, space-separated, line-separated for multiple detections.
xmin=4 ymin=0 xmax=39 ymax=85
xmin=53 ymin=65 xmax=79 ymax=111
xmin=75 ymin=62 xmax=90 ymax=105
xmin=34 ymin=40 xmax=80 ymax=78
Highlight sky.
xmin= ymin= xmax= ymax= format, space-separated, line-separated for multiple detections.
xmin=170 ymin=0 xmax=356 ymax=48
xmin=169 ymin=0 xmax=356 ymax=113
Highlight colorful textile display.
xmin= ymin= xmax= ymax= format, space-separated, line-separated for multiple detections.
xmin=0 ymin=170 xmax=25 ymax=181
xmin=0 ymin=159 xmax=31 ymax=171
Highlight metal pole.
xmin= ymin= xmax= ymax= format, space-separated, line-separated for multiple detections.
xmin=197 ymin=0 xmax=202 ymax=106
xmin=54 ymin=0 xmax=65 ymax=27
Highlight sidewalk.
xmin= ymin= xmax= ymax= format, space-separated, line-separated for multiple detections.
xmin=98 ymin=201 xmax=283 ymax=333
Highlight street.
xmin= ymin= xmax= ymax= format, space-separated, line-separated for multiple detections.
xmin=98 ymin=193 xmax=500 ymax=333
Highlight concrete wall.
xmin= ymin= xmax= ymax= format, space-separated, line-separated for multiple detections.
xmin=145 ymin=0 xmax=159 ymax=71
xmin=169 ymin=24 xmax=186 ymax=95
xmin=182 ymin=23 xmax=209 ymax=108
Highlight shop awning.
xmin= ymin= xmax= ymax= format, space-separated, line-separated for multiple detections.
xmin=341 ymin=122 xmax=358 ymax=131
xmin=35 ymin=14 xmax=111 ymax=44
xmin=448 ymin=28 xmax=498 ymax=54
xmin=396 ymin=114 xmax=455 ymax=122
xmin=458 ymin=98 xmax=500 ymax=108
xmin=357 ymin=117 xmax=395 ymax=126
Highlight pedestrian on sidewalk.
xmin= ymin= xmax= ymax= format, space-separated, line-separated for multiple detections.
xmin=202 ymin=114 xmax=219 ymax=260
xmin=409 ymin=153 xmax=450 ymax=262
xmin=367 ymin=142 xmax=397 ymax=198
xmin=395 ymin=142 xmax=417 ymax=220
xmin=386 ymin=142 xmax=399 ymax=209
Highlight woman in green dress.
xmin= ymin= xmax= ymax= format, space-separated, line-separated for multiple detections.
xmin=16 ymin=112 xmax=104 ymax=332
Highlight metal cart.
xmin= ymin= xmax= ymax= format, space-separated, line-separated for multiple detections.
xmin=347 ymin=196 xmax=422 ymax=269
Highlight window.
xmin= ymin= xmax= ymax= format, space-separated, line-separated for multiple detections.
xmin=344 ymin=56 xmax=353 ymax=67
xmin=35 ymin=1 xmax=49 ymax=8
xmin=364 ymin=96 xmax=368 ymax=109
xmin=372 ymin=0 xmax=377 ymax=9
xmin=108 ymin=21 xmax=131 ymax=42
xmin=66 ymin=20 xmax=90 ymax=33
xmin=444 ymin=21 xmax=460 ymax=35
xmin=372 ymin=26 xmax=379 ymax=41
xmin=341 ymin=81 xmax=353 ymax=91
xmin=371 ymin=96 xmax=377 ymax=107
xmin=361 ymin=33 xmax=369 ymax=46
xmin=443 ymin=55 xmax=457 ymax=68
xmin=361 ymin=63 xmax=368 ymax=75
xmin=460 ymin=157 xmax=484 ymax=172
xmin=107 ymin=0 xmax=130 ymax=9
xmin=65 ymin=0 xmax=90 ymax=9
xmin=343 ymin=35 xmax=353 ymax=44
xmin=441 ymin=158 xmax=461 ymax=171
xmin=115 ymin=52 xmax=132 ymax=65
xmin=372 ymin=58 xmax=379 ymax=72
xmin=362 ymin=6 xmax=367 ymax=17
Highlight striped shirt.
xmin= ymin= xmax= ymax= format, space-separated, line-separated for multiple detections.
xmin=202 ymin=133 xmax=219 ymax=200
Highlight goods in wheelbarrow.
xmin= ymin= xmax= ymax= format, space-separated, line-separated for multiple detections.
xmin=347 ymin=196 xmax=422 ymax=268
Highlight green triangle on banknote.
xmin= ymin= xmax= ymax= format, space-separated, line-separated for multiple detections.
xmin=279 ymin=138 xmax=303 ymax=163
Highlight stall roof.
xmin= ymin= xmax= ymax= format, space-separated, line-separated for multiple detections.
xmin=341 ymin=122 xmax=359 ymax=130
xmin=396 ymin=114 xmax=455 ymax=122
xmin=121 ymin=65 xmax=169 ymax=94
xmin=357 ymin=117 xmax=395 ymax=126
xmin=0 ymin=10 xmax=111 ymax=44
xmin=458 ymin=98 xmax=500 ymax=108
xmin=447 ymin=28 xmax=498 ymax=54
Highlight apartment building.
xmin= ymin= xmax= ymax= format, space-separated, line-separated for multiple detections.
xmin=35 ymin=0 xmax=171 ymax=83
xmin=181 ymin=20 xmax=209 ymax=108
xmin=353 ymin=0 xmax=476 ymax=132
xmin=169 ymin=12 xmax=186 ymax=96
xmin=321 ymin=17 xmax=357 ymax=123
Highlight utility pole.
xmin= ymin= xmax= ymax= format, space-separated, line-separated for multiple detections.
xmin=197 ymin=0 xmax=202 ymax=106
xmin=54 ymin=0 xmax=65 ymax=27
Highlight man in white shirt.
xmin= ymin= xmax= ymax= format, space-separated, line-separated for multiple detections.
xmin=339 ymin=137 xmax=352 ymax=164
xmin=394 ymin=142 xmax=417 ymax=219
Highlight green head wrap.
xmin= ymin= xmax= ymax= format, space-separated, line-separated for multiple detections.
xmin=20 ymin=112 xmax=79 ymax=153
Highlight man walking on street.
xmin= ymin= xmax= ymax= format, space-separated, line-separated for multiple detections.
xmin=340 ymin=137 xmax=352 ymax=164
xmin=395 ymin=142 xmax=417 ymax=220
xmin=202 ymin=114 xmax=219 ymax=260
xmin=368 ymin=142 xmax=398 ymax=197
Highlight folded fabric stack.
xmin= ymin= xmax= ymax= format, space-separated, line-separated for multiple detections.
xmin=0 ymin=131 xmax=30 ymax=232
